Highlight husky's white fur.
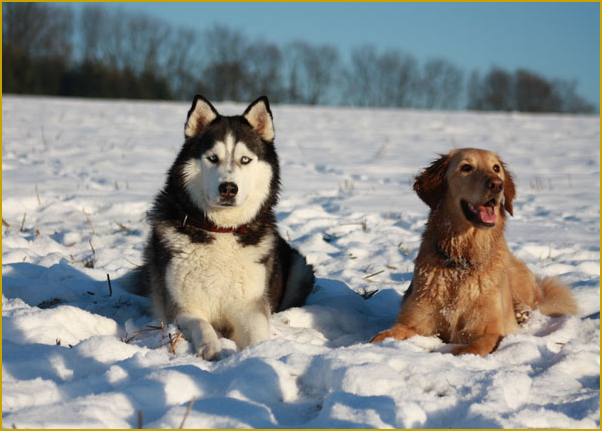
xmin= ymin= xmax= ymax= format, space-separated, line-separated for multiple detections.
xmin=162 ymin=225 xmax=274 ymax=359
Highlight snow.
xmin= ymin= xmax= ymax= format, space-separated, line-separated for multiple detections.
xmin=2 ymin=95 xmax=600 ymax=428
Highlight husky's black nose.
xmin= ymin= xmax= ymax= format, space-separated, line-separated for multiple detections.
xmin=219 ymin=182 xmax=238 ymax=197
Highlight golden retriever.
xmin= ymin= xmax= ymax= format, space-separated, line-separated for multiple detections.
xmin=371 ymin=148 xmax=578 ymax=356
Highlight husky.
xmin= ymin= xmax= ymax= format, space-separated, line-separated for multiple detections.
xmin=135 ymin=95 xmax=315 ymax=360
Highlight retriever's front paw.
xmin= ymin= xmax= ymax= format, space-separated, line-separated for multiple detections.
xmin=370 ymin=329 xmax=396 ymax=343
xmin=370 ymin=324 xmax=417 ymax=343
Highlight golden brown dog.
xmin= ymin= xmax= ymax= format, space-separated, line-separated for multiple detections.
xmin=371 ymin=148 xmax=578 ymax=356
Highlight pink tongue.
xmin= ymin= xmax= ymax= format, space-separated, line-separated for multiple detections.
xmin=477 ymin=205 xmax=496 ymax=224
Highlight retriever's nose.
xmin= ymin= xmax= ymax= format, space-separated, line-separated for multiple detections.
xmin=219 ymin=182 xmax=238 ymax=197
xmin=486 ymin=177 xmax=503 ymax=193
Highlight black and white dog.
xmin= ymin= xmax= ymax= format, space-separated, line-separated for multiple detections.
xmin=135 ymin=96 xmax=315 ymax=360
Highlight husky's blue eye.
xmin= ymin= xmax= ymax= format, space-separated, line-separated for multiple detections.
xmin=207 ymin=155 xmax=219 ymax=164
xmin=241 ymin=156 xmax=252 ymax=165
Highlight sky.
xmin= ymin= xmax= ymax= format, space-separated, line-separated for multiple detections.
xmin=64 ymin=2 xmax=600 ymax=110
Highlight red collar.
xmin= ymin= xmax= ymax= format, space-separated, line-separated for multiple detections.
xmin=180 ymin=212 xmax=248 ymax=234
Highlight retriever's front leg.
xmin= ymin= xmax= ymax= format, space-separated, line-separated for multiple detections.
xmin=370 ymin=295 xmax=437 ymax=344
xmin=451 ymin=333 xmax=502 ymax=356
xmin=370 ymin=323 xmax=419 ymax=343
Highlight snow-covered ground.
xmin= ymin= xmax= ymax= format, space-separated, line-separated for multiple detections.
xmin=2 ymin=95 xmax=599 ymax=428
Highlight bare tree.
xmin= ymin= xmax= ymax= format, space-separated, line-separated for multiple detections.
xmin=80 ymin=4 xmax=105 ymax=64
xmin=200 ymin=24 xmax=250 ymax=101
xmin=480 ymin=67 xmax=514 ymax=111
xmin=3 ymin=2 xmax=73 ymax=95
xmin=245 ymin=40 xmax=284 ymax=102
xmin=343 ymin=44 xmax=377 ymax=106
xmin=552 ymin=79 xmax=596 ymax=114
xmin=99 ymin=9 xmax=128 ymax=70
xmin=125 ymin=13 xmax=172 ymax=73
xmin=3 ymin=2 xmax=73 ymax=60
xmin=466 ymin=70 xmax=483 ymax=110
xmin=419 ymin=58 xmax=463 ymax=110
xmin=80 ymin=5 xmax=172 ymax=74
xmin=372 ymin=49 xmax=400 ymax=106
xmin=343 ymin=45 xmax=419 ymax=108
xmin=466 ymin=66 xmax=595 ymax=113
xmin=466 ymin=67 xmax=513 ymax=111
xmin=376 ymin=49 xmax=419 ymax=107
xmin=392 ymin=52 xmax=419 ymax=107
xmin=305 ymin=44 xmax=340 ymax=105
xmin=514 ymin=69 xmax=560 ymax=112
xmin=284 ymin=41 xmax=340 ymax=105
xmin=164 ymin=27 xmax=201 ymax=100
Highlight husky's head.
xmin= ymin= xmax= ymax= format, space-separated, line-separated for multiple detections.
xmin=176 ymin=95 xmax=278 ymax=228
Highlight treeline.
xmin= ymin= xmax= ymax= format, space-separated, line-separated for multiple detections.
xmin=467 ymin=68 xmax=596 ymax=113
xmin=2 ymin=2 xmax=596 ymax=113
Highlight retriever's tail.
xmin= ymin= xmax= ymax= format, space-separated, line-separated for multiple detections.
xmin=536 ymin=277 xmax=579 ymax=317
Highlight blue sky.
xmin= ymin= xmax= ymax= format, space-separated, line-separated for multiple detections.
xmin=66 ymin=2 xmax=600 ymax=109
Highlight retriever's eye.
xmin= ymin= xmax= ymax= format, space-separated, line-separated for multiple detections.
xmin=207 ymin=155 xmax=219 ymax=164
xmin=461 ymin=164 xmax=473 ymax=172
xmin=241 ymin=156 xmax=251 ymax=165
xmin=493 ymin=164 xmax=501 ymax=173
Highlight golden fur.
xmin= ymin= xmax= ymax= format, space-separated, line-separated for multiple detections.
xmin=371 ymin=148 xmax=578 ymax=356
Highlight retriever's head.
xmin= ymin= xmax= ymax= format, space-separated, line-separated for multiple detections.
xmin=413 ymin=148 xmax=515 ymax=228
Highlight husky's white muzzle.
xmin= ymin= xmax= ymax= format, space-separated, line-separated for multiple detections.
xmin=182 ymin=136 xmax=273 ymax=227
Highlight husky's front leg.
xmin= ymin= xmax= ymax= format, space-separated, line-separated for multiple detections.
xmin=178 ymin=314 xmax=222 ymax=361
xmin=231 ymin=299 xmax=271 ymax=349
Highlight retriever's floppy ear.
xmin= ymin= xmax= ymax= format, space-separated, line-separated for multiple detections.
xmin=243 ymin=96 xmax=275 ymax=142
xmin=501 ymin=161 xmax=515 ymax=216
xmin=185 ymin=95 xmax=218 ymax=139
xmin=413 ymin=153 xmax=451 ymax=209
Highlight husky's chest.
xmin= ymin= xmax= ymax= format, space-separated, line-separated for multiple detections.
xmin=163 ymin=227 xmax=275 ymax=312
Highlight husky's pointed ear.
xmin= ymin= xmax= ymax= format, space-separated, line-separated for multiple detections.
xmin=185 ymin=95 xmax=218 ymax=139
xmin=413 ymin=153 xmax=452 ymax=210
xmin=501 ymin=160 xmax=515 ymax=216
xmin=243 ymin=96 xmax=274 ymax=142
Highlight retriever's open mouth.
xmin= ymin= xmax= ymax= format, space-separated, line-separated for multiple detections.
xmin=461 ymin=198 xmax=497 ymax=228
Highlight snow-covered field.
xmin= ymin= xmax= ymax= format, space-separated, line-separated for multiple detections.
xmin=2 ymin=95 xmax=600 ymax=428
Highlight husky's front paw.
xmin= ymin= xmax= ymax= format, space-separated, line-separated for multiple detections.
xmin=196 ymin=340 xmax=221 ymax=361
xmin=177 ymin=315 xmax=222 ymax=361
